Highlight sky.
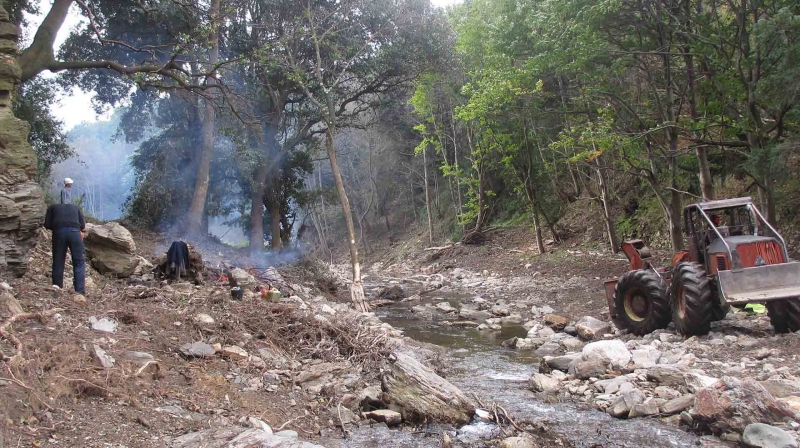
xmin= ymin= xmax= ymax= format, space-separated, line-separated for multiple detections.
xmin=30 ymin=0 xmax=462 ymax=131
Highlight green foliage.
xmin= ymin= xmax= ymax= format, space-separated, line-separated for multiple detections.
xmin=13 ymin=78 xmax=74 ymax=184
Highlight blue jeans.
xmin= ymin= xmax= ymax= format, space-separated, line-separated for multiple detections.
xmin=52 ymin=228 xmax=86 ymax=294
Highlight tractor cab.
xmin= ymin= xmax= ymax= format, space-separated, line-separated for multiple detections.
xmin=682 ymin=197 xmax=787 ymax=275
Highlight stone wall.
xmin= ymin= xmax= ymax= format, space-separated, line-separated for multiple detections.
xmin=0 ymin=5 xmax=44 ymax=279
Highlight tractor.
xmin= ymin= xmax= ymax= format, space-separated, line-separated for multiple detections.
xmin=604 ymin=197 xmax=800 ymax=336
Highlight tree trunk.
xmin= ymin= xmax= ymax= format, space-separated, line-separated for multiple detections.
xmin=596 ymin=160 xmax=619 ymax=253
xmin=186 ymin=0 xmax=221 ymax=236
xmin=249 ymin=163 xmax=270 ymax=251
xmin=696 ymin=146 xmax=714 ymax=200
xmin=270 ymin=199 xmax=282 ymax=250
xmin=325 ymin=126 xmax=368 ymax=312
xmin=423 ymin=145 xmax=433 ymax=245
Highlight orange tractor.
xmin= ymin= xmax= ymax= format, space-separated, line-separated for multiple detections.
xmin=605 ymin=197 xmax=800 ymax=336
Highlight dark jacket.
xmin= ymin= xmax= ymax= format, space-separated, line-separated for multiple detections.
xmin=44 ymin=204 xmax=85 ymax=231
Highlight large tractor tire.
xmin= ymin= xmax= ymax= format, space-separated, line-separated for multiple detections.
xmin=671 ymin=262 xmax=714 ymax=336
xmin=614 ymin=269 xmax=671 ymax=336
xmin=766 ymin=299 xmax=800 ymax=334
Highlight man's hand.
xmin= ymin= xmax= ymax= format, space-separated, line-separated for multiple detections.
xmin=80 ymin=231 xmax=85 ymax=239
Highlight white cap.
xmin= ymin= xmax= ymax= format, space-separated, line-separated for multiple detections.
xmin=64 ymin=178 xmax=73 ymax=185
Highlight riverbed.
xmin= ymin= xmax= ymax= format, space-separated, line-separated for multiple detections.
xmin=337 ymin=290 xmax=726 ymax=448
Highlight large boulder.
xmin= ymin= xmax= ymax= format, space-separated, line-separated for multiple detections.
xmin=693 ymin=379 xmax=800 ymax=434
xmin=530 ymin=373 xmax=560 ymax=392
xmin=83 ymin=222 xmax=140 ymax=277
xmin=0 ymin=8 xmax=45 ymax=279
xmin=381 ymin=351 xmax=475 ymax=424
xmin=741 ymin=423 xmax=799 ymax=448
xmin=582 ymin=340 xmax=631 ymax=369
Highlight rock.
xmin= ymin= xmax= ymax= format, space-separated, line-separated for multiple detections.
xmin=742 ymin=423 xmax=799 ymax=448
xmin=244 ymin=416 xmax=272 ymax=433
xmin=543 ymin=314 xmax=568 ymax=331
xmin=83 ymin=222 xmax=140 ymax=277
xmin=0 ymin=291 xmax=23 ymax=316
xmin=168 ymin=427 xmax=323 ymax=447
xmin=658 ymin=392 xmax=692 ymax=414
xmin=376 ymin=285 xmax=405 ymax=301
xmin=609 ymin=389 xmax=645 ymax=418
xmin=382 ymin=351 xmax=474 ymax=424
xmin=547 ymin=354 xmax=580 ymax=372
xmin=529 ymin=326 xmax=555 ymax=338
xmin=179 ymin=341 xmax=216 ymax=358
xmin=647 ymin=365 xmax=686 ymax=387
xmin=693 ymin=380 xmax=800 ymax=434
xmin=222 ymin=345 xmax=249 ymax=360
xmin=435 ymin=302 xmax=457 ymax=313
xmin=274 ymin=430 xmax=298 ymax=439
xmin=501 ymin=314 xmax=523 ymax=325
xmin=760 ymin=379 xmax=800 ymax=399
xmin=560 ymin=336 xmax=583 ymax=351
xmin=194 ymin=313 xmax=215 ymax=324
xmin=564 ymin=326 xmax=578 ymax=336
xmin=572 ymin=359 xmax=608 ymax=380
xmin=685 ymin=373 xmax=721 ymax=393
xmin=88 ymin=316 xmax=117 ymax=334
xmin=459 ymin=308 xmax=491 ymax=322
xmin=491 ymin=305 xmax=511 ymax=316
xmin=631 ymin=347 xmax=661 ymax=369
xmin=93 ymin=345 xmax=115 ymax=368
xmin=629 ymin=398 xmax=660 ymax=418
xmin=654 ymin=386 xmax=681 ymax=400
xmin=228 ymin=268 xmax=255 ymax=288
xmin=530 ymin=373 xmax=560 ymax=392
xmin=497 ymin=436 xmax=538 ymax=448
xmin=534 ymin=341 xmax=561 ymax=357
xmin=515 ymin=338 xmax=539 ymax=350
xmin=575 ymin=316 xmax=611 ymax=340
xmin=364 ymin=409 xmax=402 ymax=426
xmin=0 ymin=35 xmax=46 ymax=281
xmin=582 ymin=340 xmax=631 ymax=369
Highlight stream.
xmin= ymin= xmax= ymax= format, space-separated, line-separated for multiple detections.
xmin=338 ymin=289 xmax=725 ymax=448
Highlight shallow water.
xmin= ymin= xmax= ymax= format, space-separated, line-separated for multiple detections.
xmin=339 ymin=291 xmax=721 ymax=448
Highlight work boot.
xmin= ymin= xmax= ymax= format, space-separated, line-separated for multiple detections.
xmin=73 ymin=293 xmax=87 ymax=304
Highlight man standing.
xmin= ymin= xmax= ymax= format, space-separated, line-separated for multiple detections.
xmin=44 ymin=203 xmax=86 ymax=295
xmin=60 ymin=178 xmax=74 ymax=204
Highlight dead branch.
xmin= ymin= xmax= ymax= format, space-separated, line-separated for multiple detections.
xmin=1 ymin=308 xmax=63 ymax=363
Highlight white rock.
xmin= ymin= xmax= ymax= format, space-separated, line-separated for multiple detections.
xmin=631 ymin=347 xmax=662 ymax=369
xmin=684 ymin=372 xmax=721 ymax=392
xmin=88 ymin=316 xmax=117 ymax=334
xmin=582 ymin=340 xmax=631 ymax=369
xmin=93 ymin=345 xmax=115 ymax=368
xmin=194 ymin=313 xmax=215 ymax=324
xmin=530 ymin=373 xmax=560 ymax=392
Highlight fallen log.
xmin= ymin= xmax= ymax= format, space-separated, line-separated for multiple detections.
xmin=381 ymin=351 xmax=475 ymax=425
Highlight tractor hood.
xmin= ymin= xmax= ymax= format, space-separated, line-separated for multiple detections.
xmin=707 ymin=235 xmax=778 ymax=254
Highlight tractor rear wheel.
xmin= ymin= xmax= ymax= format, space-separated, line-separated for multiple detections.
xmin=766 ymin=299 xmax=800 ymax=333
xmin=671 ymin=262 xmax=714 ymax=336
xmin=614 ymin=269 xmax=671 ymax=336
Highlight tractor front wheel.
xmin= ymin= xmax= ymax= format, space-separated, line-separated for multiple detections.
xmin=671 ymin=262 xmax=714 ymax=336
xmin=614 ymin=269 xmax=671 ymax=336
xmin=767 ymin=299 xmax=800 ymax=334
